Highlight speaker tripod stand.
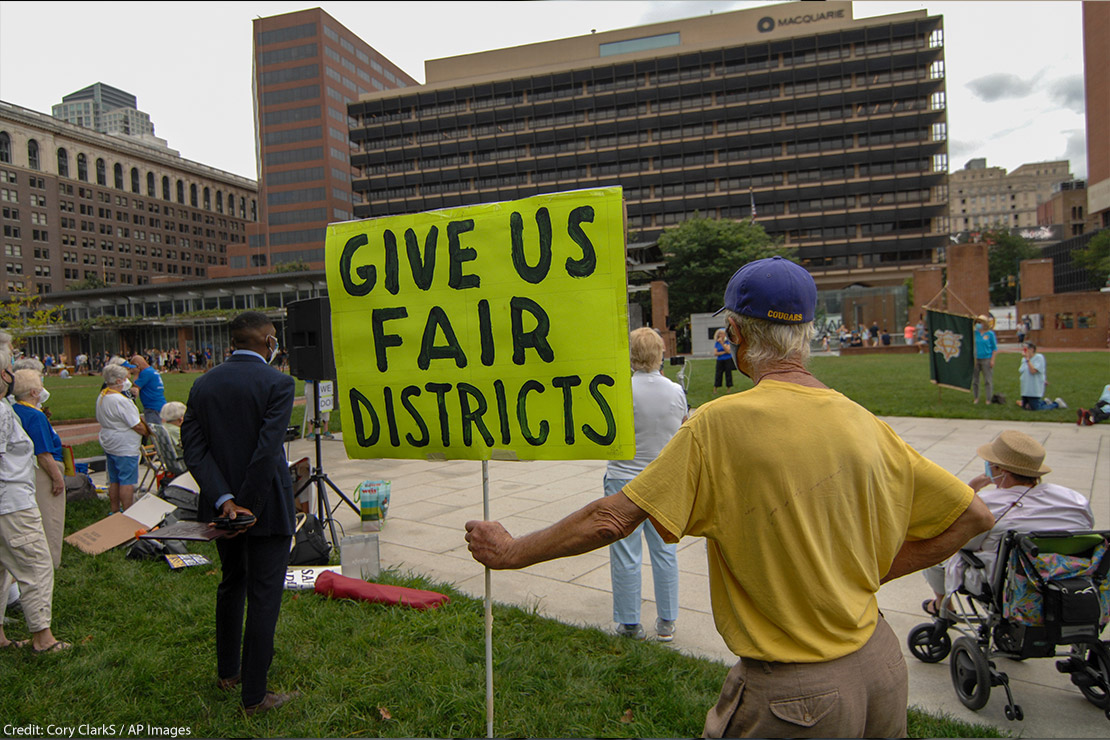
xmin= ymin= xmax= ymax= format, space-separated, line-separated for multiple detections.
xmin=303 ymin=382 xmax=358 ymax=550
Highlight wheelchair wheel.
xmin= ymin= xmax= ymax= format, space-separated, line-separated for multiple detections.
xmin=950 ymin=637 xmax=991 ymax=710
xmin=908 ymin=623 xmax=951 ymax=663
xmin=1074 ymin=642 xmax=1110 ymax=710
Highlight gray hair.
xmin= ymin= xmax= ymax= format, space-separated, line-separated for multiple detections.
xmin=725 ymin=309 xmax=814 ymax=377
xmin=160 ymin=401 xmax=187 ymax=423
xmin=0 ymin=332 xmax=12 ymax=383
xmin=13 ymin=357 xmax=45 ymax=375
xmin=102 ymin=364 xmax=130 ymax=386
xmin=11 ymin=368 xmax=43 ymax=400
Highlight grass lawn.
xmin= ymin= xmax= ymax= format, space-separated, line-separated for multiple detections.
xmin=0 ymin=499 xmax=1008 ymax=738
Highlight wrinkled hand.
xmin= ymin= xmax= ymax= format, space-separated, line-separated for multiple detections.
xmin=464 ymin=520 xmax=518 ymax=569
xmin=967 ymin=473 xmax=992 ymax=493
xmin=51 ymin=476 xmax=64 ymax=497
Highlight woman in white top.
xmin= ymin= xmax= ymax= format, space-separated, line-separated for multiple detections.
xmin=604 ymin=328 xmax=688 ymax=641
xmin=96 ymin=364 xmax=150 ymax=513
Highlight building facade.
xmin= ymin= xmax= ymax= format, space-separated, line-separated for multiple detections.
xmin=0 ymin=100 xmax=257 ymax=299
xmin=948 ymin=158 xmax=1073 ymax=232
xmin=347 ymin=1 xmax=950 ymax=290
xmin=1084 ymin=2 xmax=1109 ymax=228
xmin=222 ymin=7 xmax=416 ymax=275
xmin=1037 ymin=179 xmax=1093 ymax=236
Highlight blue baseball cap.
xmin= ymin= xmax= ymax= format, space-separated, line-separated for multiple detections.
xmin=713 ymin=256 xmax=816 ymax=324
xmin=120 ymin=361 xmax=137 ymax=368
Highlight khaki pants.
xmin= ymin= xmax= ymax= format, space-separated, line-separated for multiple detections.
xmin=704 ymin=616 xmax=908 ymax=738
xmin=34 ymin=459 xmax=66 ymax=569
xmin=0 ymin=506 xmax=55 ymax=633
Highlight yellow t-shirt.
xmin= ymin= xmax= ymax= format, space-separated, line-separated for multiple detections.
xmin=623 ymin=380 xmax=973 ymax=663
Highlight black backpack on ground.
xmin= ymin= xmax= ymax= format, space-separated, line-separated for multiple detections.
xmin=289 ymin=513 xmax=332 ymax=566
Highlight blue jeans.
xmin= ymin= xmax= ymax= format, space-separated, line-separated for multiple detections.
xmin=603 ymin=476 xmax=679 ymax=624
xmin=1021 ymin=396 xmax=1059 ymax=411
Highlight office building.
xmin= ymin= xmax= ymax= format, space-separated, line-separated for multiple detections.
xmin=1037 ymin=179 xmax=1092 ymax=236
xmin=0 ymin=100 xmax=257 ymax=298
xmin=948 ymin=158 xmax=1072 ymax=232
xmin=222 ymin=7 xmax=416 ymax=275
xmin=1084 ymin=2 xmax=1109 ymax=228
xmin=348 ymin=0 xmax=950 ymax=290
xmin=51 ymin=83 xmax=163 ymax=146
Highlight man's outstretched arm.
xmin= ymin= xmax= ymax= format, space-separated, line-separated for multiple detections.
xmin=882 ymin=493 xmax=994 ymax=583
xmin=465 ymin=491 xmax=649 ymax=570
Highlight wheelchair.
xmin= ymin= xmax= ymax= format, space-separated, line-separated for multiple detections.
xmin=907 ymin=529 xmax=1110 ymax=722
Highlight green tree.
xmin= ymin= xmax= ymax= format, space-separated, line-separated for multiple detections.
xmin=982 ymin=227 xmax=1039 ymax=305
xmin=658 ymin=217 xmax=787 ymax=326
xmin=0 ymin=285 xmax=64 ymax=346
xmin=1072 ymin=229 xmax=1110 ymax=288
xmin=65 ymin=275 xmax=109 ymax=291
xmin=271 ymin=259 xmax=311 ymax=274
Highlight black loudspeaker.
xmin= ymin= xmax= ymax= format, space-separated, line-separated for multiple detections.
xmin=286 ymin=297 xmax=336 ymax=381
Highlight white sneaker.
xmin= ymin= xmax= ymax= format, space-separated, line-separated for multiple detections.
xmin=1055 ymin=397 xmax=1068 ymax=409
xmin=656 ymin=618 xmax=677 ymax=642
xmin=614 ymin=623 xmax=646 ymax=640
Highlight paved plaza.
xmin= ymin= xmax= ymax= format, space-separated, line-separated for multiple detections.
xmin=91 ymin=414 xmax=1109 ymax=737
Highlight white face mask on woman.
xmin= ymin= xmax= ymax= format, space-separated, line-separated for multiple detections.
xmin=36 ymin=387 xmax=50 ymax=407
xmin=120 ymin=378 xmax=132 ymax=392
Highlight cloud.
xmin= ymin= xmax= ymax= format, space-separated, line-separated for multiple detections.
xmin=1059 ymin=129 xmax=1087 ymax=178
xmin=947 ymin=139 xmax=983 ymax=165
xmin=1046 ymin=75 xmax=1085 ymax=114
xmin=966 ymin=72 xmax=1038 ymax=102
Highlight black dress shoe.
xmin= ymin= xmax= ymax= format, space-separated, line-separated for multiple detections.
xmin=216 ymin=674 xmax=240 ymax=691
xmin=243 ymin=690 xmax=301 ymax=717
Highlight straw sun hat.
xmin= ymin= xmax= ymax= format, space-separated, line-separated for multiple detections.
xmin=977 ymin=430 xmax=1052 ymax=478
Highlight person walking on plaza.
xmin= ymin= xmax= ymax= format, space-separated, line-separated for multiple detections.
xmin=0 ymin=334 xmax=70 ymax=653
xmin=182 ymin=311 xmax=298 ymax=716
xmin=465 ymin=256 xmax=993 ymax=738
xmin=711 ymin=327 xmax=734 ymax=396
xmin=607 ymin=328 xmax=687 ymax=642
xmin=1017 ymin=341 xmax=1066 ymax=411
xmin=972 ymin=314 xmax=998 ymax=404
xmin=97 ymin=364 xmax=150 ymax=514
xmin=10 ymin=370 xmax=66 ymax=568
xmin=130 ymin=353 xmax=167 ymax=426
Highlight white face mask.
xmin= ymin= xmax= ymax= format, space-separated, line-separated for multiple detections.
xmin=120 ymin=379 xmax=132 ymax=392
xmin=36 ymin=388 xmax=50 ymax=407
xmin=266 ymin=335 xmax=280 ymax=364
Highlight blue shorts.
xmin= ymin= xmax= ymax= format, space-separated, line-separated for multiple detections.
xmin=105 ymin=454 xmax=139 ymax=485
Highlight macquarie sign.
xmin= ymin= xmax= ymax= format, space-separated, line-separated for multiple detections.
xmin=324 ymin=187 xmax=635 ymax=462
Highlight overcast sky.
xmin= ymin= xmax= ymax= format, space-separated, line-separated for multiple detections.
xmin=0 ymin=1 xmax=1089 ymax=181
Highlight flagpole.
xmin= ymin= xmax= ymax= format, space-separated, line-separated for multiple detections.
xmin=483 ymin=459 xmax=493 ymax=739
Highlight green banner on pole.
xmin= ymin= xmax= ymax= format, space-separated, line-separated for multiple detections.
xmin=926 ymin=309 xmax=974 ymax=391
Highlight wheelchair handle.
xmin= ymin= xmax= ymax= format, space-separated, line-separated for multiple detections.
xmin=1017 ymin=538 xmax=1039 ymax=557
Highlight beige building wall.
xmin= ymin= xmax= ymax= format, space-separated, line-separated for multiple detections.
xmin=949 ymin=159 xmax=1072 ymax=232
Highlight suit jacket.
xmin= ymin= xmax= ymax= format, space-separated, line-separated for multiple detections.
xmin=181 ymin=353 xmax=296 ymax=537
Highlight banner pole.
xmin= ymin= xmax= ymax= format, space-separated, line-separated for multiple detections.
xmin=483 ymin=459 xmax=494 ymax=739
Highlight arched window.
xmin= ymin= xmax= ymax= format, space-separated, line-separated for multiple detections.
xmin=0 ymin=132 xmax=10 ymax=163
xmin=113 ymin=163 xmax=124 ymax=190
xmin=147 ymin=172 xmax=155 ymax=197
xmin=239 ymin=196 xmax=246 ymax=218
xmin=130 ymin=167 xmax=140 ymax=193
xmin=27 ymin=140 xmax=39 ymax=170
xmin=96 ymin=158 xmax=106 ymax=186
xmin=216 ymin=191 xmax=223 ymax=213
xmin=77 ymin=154 xmax=88 ymax=181
xmin=176 ymin=180 xmax=184 ymax=204
xmin=190 ymin=183 xmax=198 ymax=207
xmin=227 ymin=191 xmax=235 ymax=214
xmin=203 ymin=186 xmax=210 ymax=210
xmin=250 ymin=199 xmax=257 ymax=221
xmin=162 ymin=176 xmax=170 ymax=201
xmin=57 ymin=148 xmax=69 ymax=178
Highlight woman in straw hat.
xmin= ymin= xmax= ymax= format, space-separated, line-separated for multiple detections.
xmin=921 ymin=430 xmax=1093 ymax=616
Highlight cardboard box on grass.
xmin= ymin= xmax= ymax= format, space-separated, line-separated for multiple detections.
xmin=65 ymin=494 xmax=177 ymax=556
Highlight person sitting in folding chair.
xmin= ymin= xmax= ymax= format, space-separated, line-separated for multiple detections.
xmin=921 ymin=430 xmax=1094 ymax=616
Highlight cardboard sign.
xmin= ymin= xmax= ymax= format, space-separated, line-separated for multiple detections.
xmin=317 ymin=380 xmax=334 ymax=412
xmin=325 ymin=187 xmax=634 ymax=461
xmin=65 ymin=494 xmax=177 ymax=555
xmin=285 ymin=565 xmax=343 ymax=590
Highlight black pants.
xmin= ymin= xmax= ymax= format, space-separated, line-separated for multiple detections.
xmin=215 ymin=533 xmax=291 ymax=706
xmin=714 ymin=358 xmax=734 ymax=388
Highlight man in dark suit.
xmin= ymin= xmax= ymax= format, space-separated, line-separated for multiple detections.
xmin=181 ymin=311 xmax=298 ymax=716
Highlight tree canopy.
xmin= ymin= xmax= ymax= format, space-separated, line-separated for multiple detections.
xmin=981 ymin=227 xmax=1040 ymax=305
xmin=658 ymin=217 xmax=787 ymax=325
xmin=0 ymin=286 xmax=63 ymax=346
xmin=1072 ymin=228 xmax=1110 ymax=288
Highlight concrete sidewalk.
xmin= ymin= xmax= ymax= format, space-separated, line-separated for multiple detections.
xmin=113 ymin=416 xmax=1110 ymax=736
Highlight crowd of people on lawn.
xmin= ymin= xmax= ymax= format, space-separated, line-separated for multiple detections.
xmin=1 ymin=258 xmax=1105 ymax=732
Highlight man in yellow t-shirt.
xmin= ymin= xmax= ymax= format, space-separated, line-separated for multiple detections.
xmin=465 ymin=257 xmax=994 ymax=738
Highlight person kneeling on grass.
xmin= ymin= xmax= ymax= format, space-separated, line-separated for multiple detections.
xmin=1016 ymin=342 xmax=1066 ymax=411
xmin=1077 ymin=384 xmax=1110 ymax=426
